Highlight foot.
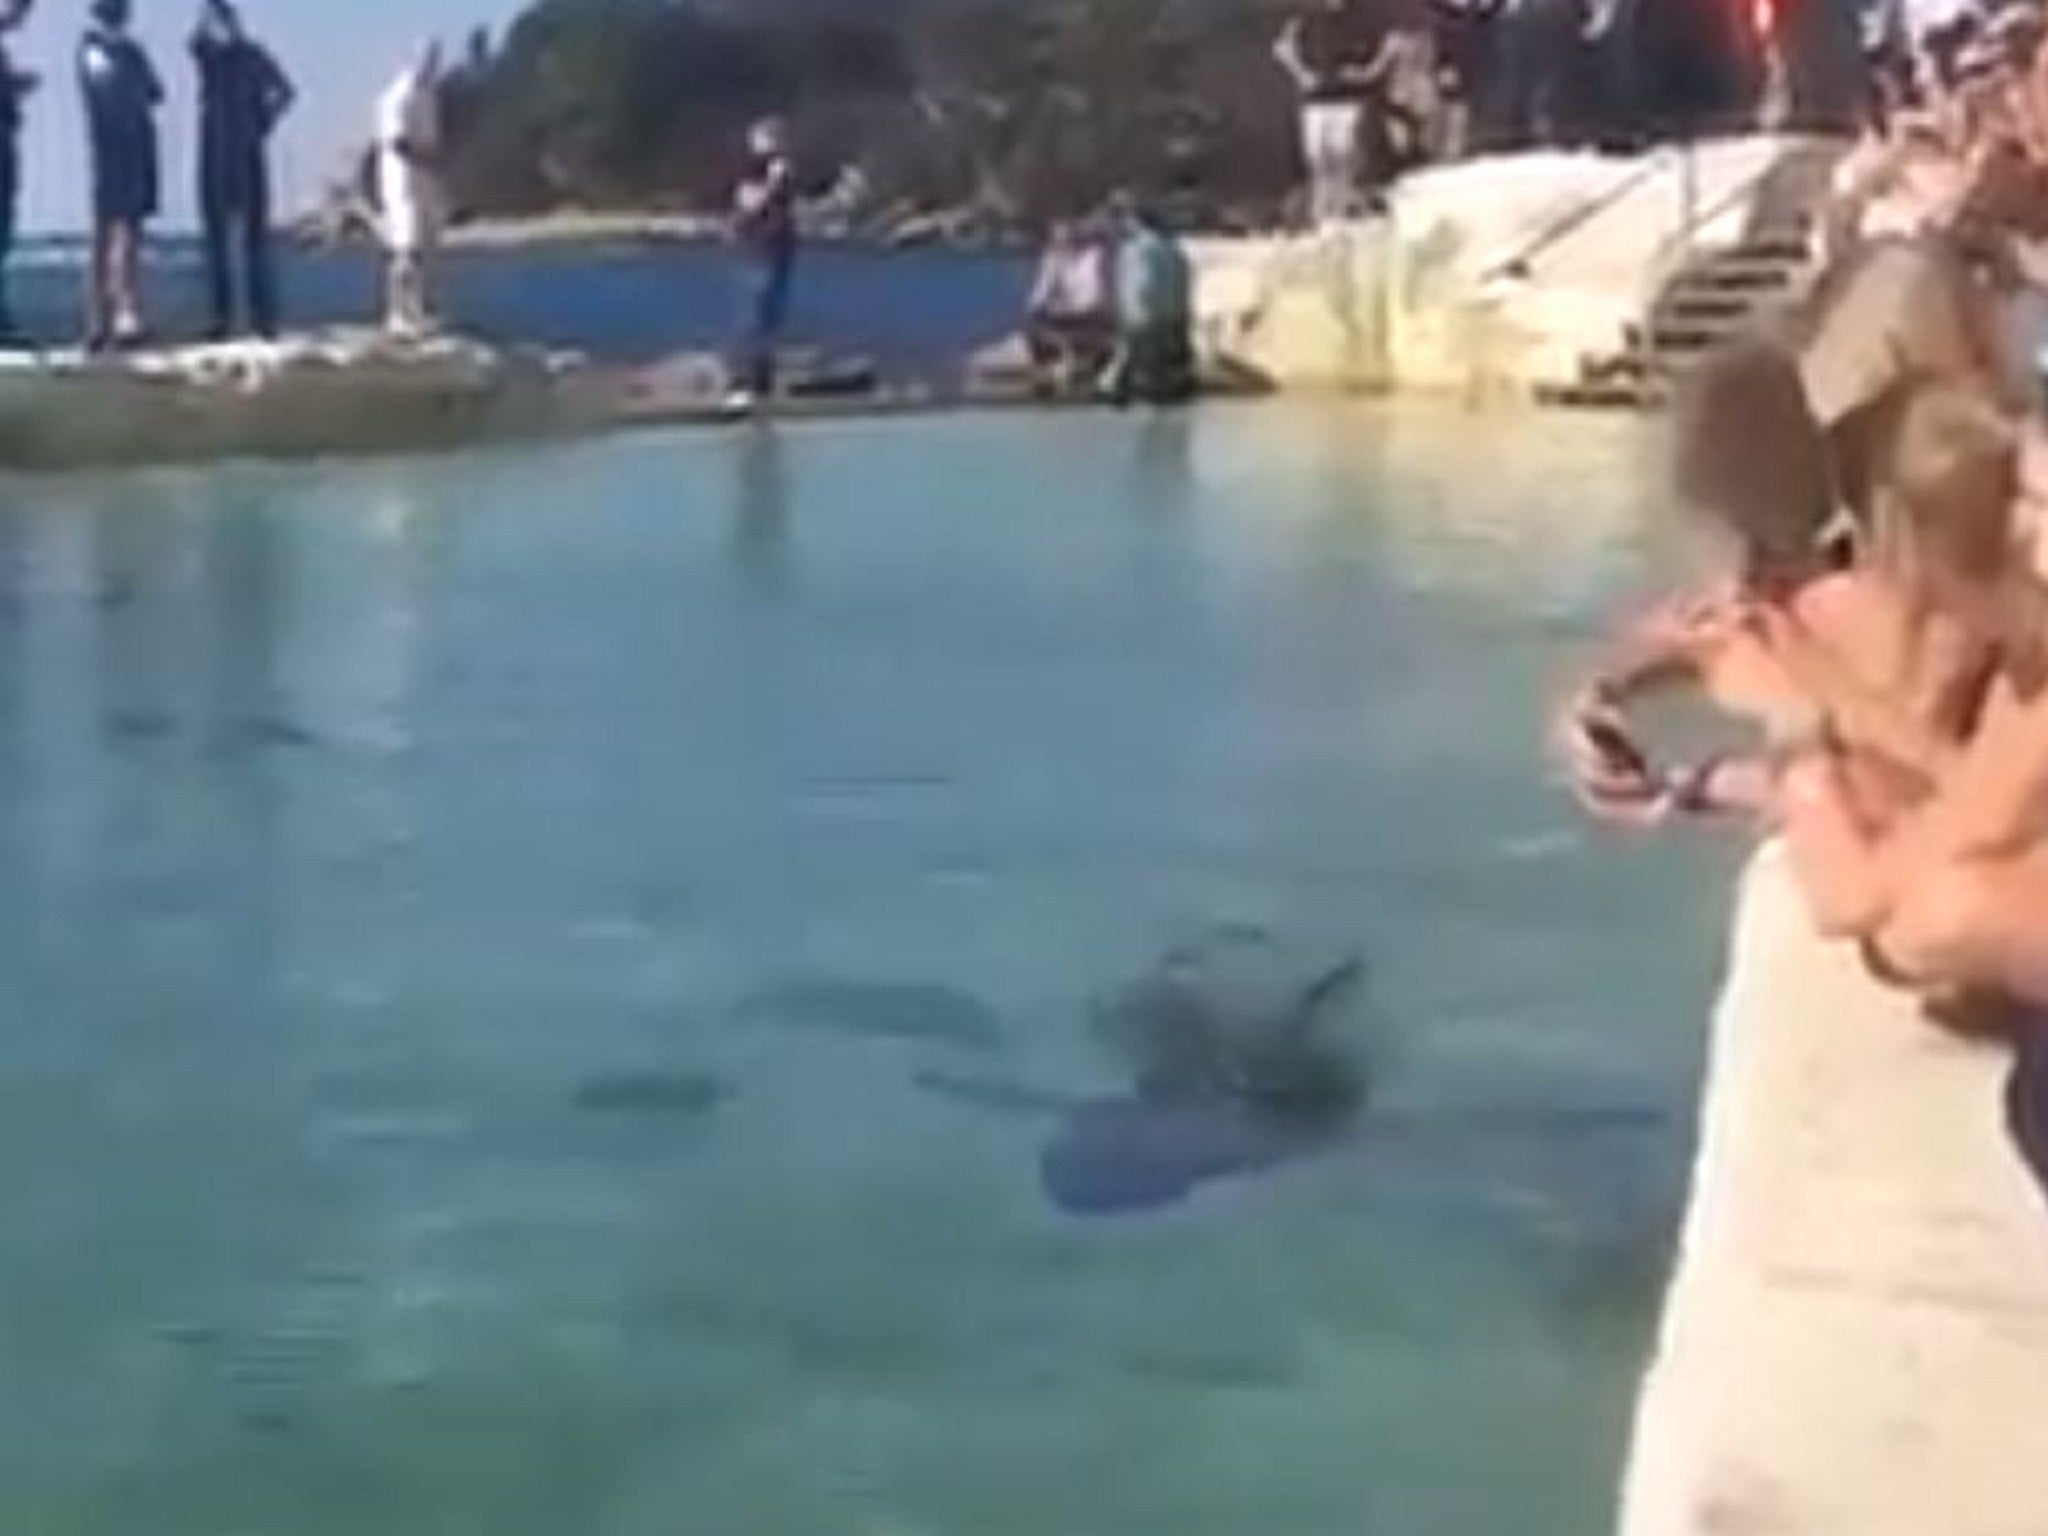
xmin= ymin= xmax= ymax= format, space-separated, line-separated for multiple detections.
xmin=719 ymin=388 xmax=759 ymax=415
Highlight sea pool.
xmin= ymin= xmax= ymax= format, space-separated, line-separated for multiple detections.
xmin=0 ymin=401 xmax=1738 ymax=1535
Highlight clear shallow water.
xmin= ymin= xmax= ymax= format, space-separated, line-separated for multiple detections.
xmin=0 ymin=402 xmax=1737 ymax=1535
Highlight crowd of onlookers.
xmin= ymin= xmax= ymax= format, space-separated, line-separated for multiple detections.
xmin=1558 ymin=0 xmax=2048 ymax=1195
xmin=0 ymin=0 xmax=296 ymax=349
xmin=0 ymin=0 xmax=463 ymax=353
xmin=1273 ymin=0 xmax=1800 ymax=224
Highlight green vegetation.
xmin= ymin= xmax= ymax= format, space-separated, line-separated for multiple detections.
xmin=436 ymin=0 xmax=1302 ymax=232
xmin=426 ymin=0 xmax=1848 ymax=235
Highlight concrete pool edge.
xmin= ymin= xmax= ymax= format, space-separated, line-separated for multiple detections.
xmin=1615 ymin=841 xmax=2048 ymax=1536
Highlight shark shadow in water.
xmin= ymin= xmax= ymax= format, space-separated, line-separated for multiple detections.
xmin=918 ymin=932 xmax=1375 ymax=1216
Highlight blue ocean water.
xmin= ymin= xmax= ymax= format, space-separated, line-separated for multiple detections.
xmin=4 ymin=234 xmax=1031 ymax=367
xmin=0 ymin=383 xmax=1737 ymax=1529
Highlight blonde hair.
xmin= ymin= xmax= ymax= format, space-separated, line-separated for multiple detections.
xmin=1863 ymin=376 xmax=2019 ymax=590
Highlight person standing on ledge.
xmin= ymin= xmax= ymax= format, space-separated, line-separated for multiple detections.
xmin=0 ymin=0 xmax=37 ymax=348
xmin=192 ymin=0 xmax=292 ymax=341
xmin=727 ymin=117 xmax=797 ymax=413
xmin=375 ymin=41 xmax=445 ymax=340
xmin=1107 ymin=196 xmax=1195 ymax=407
xmin=79 ymin=0 xmax=163 ymax=351
xmin=1274 ymin=0 xmax=1386 ymax=224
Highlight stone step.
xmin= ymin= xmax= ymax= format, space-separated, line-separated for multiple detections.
xmin=1535 ymin=377 xmax=1669 ymax=410
xmin=1656 ymin=290 xmax=1763 ymax=323
xmin=1677 ymin=264 xmax=1800 ymax=295
xmin=1722 ymin=235 xmax=1814 ymax=264
xmin=1649 ymin=319 xmax=1753 ymax=355
xmin=1582 ymin=350 xmax=1650 ymax=384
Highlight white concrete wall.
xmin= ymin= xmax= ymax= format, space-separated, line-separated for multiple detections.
xmin=1193 ymin=136 xmax=1839 ymax=398
xmin=1617 ymin=842 xmax=2048 ymax=1536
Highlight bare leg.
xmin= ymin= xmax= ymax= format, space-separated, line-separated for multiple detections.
xmin=85 ymin=220 xmax=111 ymax=348
xmin=386 ymin=251 xmax=420 ymax=336
xmin=412 ymin=249 xmax=434 ymax=334
xmin=109 ymin=220 xmax=143 ymax=341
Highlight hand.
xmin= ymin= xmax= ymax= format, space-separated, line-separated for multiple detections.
xmin=1668 ymin=753 xmax=1778 ymax=819
xmin=1554 ymin=691 xmax=1671 ymax=829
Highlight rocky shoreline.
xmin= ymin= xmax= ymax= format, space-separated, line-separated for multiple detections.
xmin=283 ymin=200 xmax=1046 ymax=257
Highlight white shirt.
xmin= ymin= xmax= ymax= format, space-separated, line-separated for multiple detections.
xmin=1030 ymin=244 xmax=1109 ymax=320
xmin=376 ymin=63 xmax=443 ymax=253
xmin=377 ymin=64 xmax=439 ymax=157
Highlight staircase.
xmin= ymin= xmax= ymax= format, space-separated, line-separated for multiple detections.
xmin=1536 ymin=137 xmax=1843 ymax=409
xmin=1541 ymin=231 xmax=1819 ymax=409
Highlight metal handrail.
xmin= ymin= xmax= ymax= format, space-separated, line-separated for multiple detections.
xmin=1629 ymin=136 xmax=1833 ymax=377
xmin=1642 ymin=135 xmax=1831 ymax=302
xmin=1478 ymin=148 xmax=1677 ymax=282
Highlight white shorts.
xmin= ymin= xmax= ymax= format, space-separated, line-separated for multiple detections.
xmin=1301 ymin=101 xmax=1364 ymax=170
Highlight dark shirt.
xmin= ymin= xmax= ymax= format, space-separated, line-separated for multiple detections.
xmin=734 ymin=155 xmax=797 ymax=267
xmin=193 ymin=34 xmax=289 ymax=170
xmin=1297 ymin=3 xmax=1385 ymax=101
xmin=0 ymin=43 xmax=22 ymax=142
xmin=79 ymin=26 xmax=161 ymax=167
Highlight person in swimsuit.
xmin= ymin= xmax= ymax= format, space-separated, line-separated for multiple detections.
xmin=79 ymin=0 xmax=163 ymax=350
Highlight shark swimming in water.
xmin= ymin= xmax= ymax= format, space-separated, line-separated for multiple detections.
xmin=918 ymin=930 xmax=1376 ymax=1215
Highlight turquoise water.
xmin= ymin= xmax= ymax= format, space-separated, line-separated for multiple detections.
xmin=0 ymin=403 xmax=1735 ymax=1536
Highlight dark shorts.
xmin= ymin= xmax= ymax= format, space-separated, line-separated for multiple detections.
xmin=91 ymin=131 xmax=159 ymax=226
xmin=2007 ymin=1026 xmax=2048 ymax=1205
xmin=1117 ymin=323 xmax=1196 ymax=405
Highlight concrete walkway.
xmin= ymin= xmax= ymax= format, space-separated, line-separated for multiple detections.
xmin=1618 ymin=843 xmax=2048 ymax=1536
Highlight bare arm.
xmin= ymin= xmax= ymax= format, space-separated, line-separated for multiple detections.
xmin=1894 ymin=681 xmax=2048 ymax=863
xmin=1272 ymin=19 xmax=1313 ymax=91
xmin=1751 ymin=603 xmax=1966 ymax=786
xmin=1770 ymin=672 xmax=2048 ymax=957
xmin=1776 ymin=747 xmax=1901 ymax=936
xmin=1354 ymin=32 xmax=1402 ymax=88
